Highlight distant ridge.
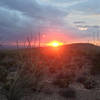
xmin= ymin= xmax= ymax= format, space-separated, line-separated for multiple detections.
xmin=65 ymin=43 xmax=97 ymax=47
xmin=60 ymin=43 xmax=100 ymax=55
xmin=62 ymin=43 xmax=99 ymax=49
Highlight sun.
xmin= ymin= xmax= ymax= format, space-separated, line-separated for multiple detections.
xmin=52 ymin=42 xmax=59 ymax=47
xmin=48 ymin=41 xmax=63 ymax=47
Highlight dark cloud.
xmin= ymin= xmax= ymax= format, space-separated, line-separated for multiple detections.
xmin=76 ymin=25 xmax=100 ymax=29
xmin=0 ymin=6 xmax=33 ymax=41
xmin=74 ymin=21 xmax=86 ymax=24
xmin=0 ymin=0 xmax=68 ymax=41
xmin=0 ymin=0 xmax=99 ymax=43
xmin=0 ymin=0 xmax=66 ymax=19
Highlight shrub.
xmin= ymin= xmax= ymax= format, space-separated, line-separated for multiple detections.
xmin=0 ymin=56 xmax=44 ymax=100
xmin=77 ymin=76 xmax=97 ymax=89
xmin=53 ymin=78 xmax=70 ymax=88
xmin=0 ymin=66 xmax=8 ymax=83
xmin=91 ymin=54 xmax=100 ymax=75
xmin=83 ymin=80 xmax=97 ymax=89
xmin=59 ymin=87 xmax=76 ymax=98
xmin=77 ymin=76 xmax=87 ymax=84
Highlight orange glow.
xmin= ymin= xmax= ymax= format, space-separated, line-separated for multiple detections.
xmin=48 ymin=41 xmax=63 ymax=47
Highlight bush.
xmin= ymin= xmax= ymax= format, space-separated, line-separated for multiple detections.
xmin=0 ymin=66 xmax=8 ymax=83
xmin=83 ymin=80 xmax=97 ymax=89
xmin=59 ymin=87 xmax=76 ymax=98
xmin=53 ymin=78 xmax=70 ymax=88
xmin=77 ymin=76 xmax=87 ymax=84
xmin=91 ymin=54 xmax=100 ymax=75
xmin=77 ymin=76 xmax=97 ymax=89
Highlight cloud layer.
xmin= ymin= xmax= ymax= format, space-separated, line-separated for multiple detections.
xmin=0 ymin=0 xmax=100 ymax=43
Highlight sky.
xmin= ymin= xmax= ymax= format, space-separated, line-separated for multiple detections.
xmin=0 ymin=0 xmax=100 ymax=45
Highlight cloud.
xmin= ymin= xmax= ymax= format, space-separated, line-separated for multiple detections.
xmin=76 ymin=25 xmax=100 ymax=29
xmin=74 ymin=21 xmax=86 ymax=24
xmin=0 ymin=0 xmax=66 ymax=19
xmin=69 ymin=0 xmax=100 ymax=15
xmin=0 ymin=0 xmax=68 ymax=41
xmin=0 ymin=6 xmax=34 ymax=41
xmin=75 ymin=24 xmax=100 ymax=31
xmin=37 ymin=0 xmax=88 ymax=8
xmin=78 ymin=27 xmax=88 ymax=31
xmin=0 ymin=0 xmax=99 ymax=43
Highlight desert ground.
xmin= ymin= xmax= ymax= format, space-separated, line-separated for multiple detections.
xmin=0 ymin=43 xmax=100 ymax=100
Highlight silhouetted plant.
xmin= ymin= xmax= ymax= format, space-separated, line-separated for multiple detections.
xmin=83 ymin=80 xmax=97 ymax=89
xmin=59 ymin=87 xmax=76 ymax=98
xmin=0 ymin=59 xmax=44 ymax=100
xmin=77 ymin=76 xmax=97 ymax=89
xmin=91 ymin=54 xmax=100 ymax=75
xmin=0 ymin=38 xmax=44 ymax=100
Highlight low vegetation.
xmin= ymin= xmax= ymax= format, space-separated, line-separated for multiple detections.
xmin=59 ymin=87 xmax=76 ymax=98
xmin=0 ymin=43 xmax=100 ymax=100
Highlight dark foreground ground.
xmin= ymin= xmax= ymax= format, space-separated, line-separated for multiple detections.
xmin=0 ymin=43 xmax=100 ymax=100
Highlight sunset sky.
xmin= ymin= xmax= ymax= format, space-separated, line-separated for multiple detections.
xmin=0 ymin=0 xmax=100 ymax=45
